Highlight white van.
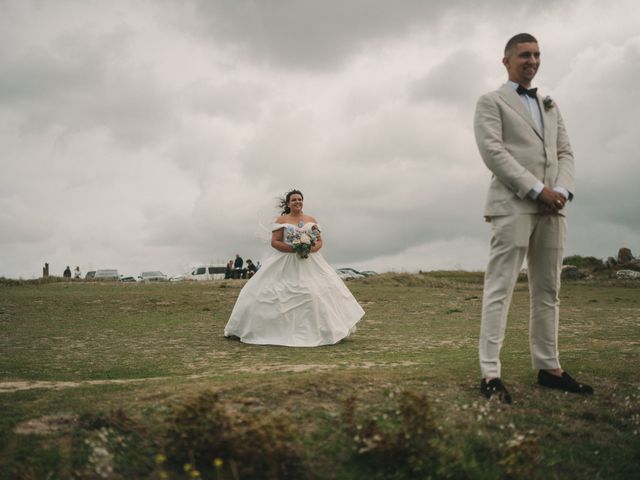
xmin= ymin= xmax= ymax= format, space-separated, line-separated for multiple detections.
xmin=171 ymin=265 xmax=226 ymax=281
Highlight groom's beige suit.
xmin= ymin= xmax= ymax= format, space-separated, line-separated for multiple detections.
xmin=474 ymin=84 xmax=575 ymax=378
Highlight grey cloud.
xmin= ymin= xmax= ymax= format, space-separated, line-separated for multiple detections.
xmin=170 ymin=0 xmax=530 ymax=69
xmin=0 ymin=20 xmax=176 ymax=147
xmin=410 ymin=49 xmax=491 ymax=106
xmin=185 ymin=80 xmax=267 ymax=121
xmin=0 ymin=198 xmax=53 ymax=245
xmin=561 ymin=38 xmax=640 ymax=222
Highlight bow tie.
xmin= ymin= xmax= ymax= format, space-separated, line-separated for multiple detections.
xmin=516 ymin=85 xmax=538 ymax=98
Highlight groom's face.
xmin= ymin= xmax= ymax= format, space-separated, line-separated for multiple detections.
xmin=503 ymin=41 xmax=540 ymax=87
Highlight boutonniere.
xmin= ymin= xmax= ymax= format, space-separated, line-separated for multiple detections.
xmin=543 ymin=96 xmax=554 ymax=111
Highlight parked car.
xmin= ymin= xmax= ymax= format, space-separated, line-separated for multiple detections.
xmin=359 ymin=270 xmax=378 ymax=277
xmin=138 ymin=271 xmax=168 ymax=282
xmin=85 ymin=271 xmax=96 ymax=280
xmin=92 ymin=269 xmax=120 ymax=281
xmin=336 ymin=268 xmax=366 ymax=280
xmin=119 ymin=275 xmax=137 ymax=282
xmin=171 ymin=265 xmax=226 ymax=282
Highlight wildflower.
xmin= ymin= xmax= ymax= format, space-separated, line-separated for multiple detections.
xmin=213 ymin=457 xmax=224 ymax=468
xmin=155 ymin=454 xmax=167 ymax=465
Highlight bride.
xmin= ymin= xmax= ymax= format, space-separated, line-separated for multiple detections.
xmin=224 ymin=189 xmax=365 ymax=346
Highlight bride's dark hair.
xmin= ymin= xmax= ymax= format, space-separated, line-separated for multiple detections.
xmin=278 ymin=189 xmax=303 ymax=214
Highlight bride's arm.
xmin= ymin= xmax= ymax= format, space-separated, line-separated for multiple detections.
xmin=271 ymin=227 xmax=293 ymax=253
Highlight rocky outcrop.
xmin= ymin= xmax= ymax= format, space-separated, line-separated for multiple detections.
xmin=616 ymin=269 xmax=640 ymax=280
xmin=618 ymin=247 xmax=634 ymax=264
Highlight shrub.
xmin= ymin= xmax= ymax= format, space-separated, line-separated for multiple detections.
xmin=163 ymin=390 xmax=306 ymax=480
xmin=342 ymin=390 xmax=441 ymax=478
xmin=74 ymin=409 xmax=155 ymax=479
xmin=563 ymin=255 xmax=604 ymax=270
xmin=498 ymin=431 xmax=541 ymax=480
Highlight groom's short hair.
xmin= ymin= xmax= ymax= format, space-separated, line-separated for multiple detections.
xmin=504 ymin=33 xmax=538 ymax=55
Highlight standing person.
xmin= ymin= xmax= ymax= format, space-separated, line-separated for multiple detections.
xmin=63 ymin=266 xmax=71 ymax=278
xmin=73 ymin=266 xmax=81 ymax=279
xmin=233 ymin=254 xmax=244 ymax=279
xmin=224 ymin=189 xmax=364 ymax=346
xmin=474 ymin=33 xmax=592 ymax=403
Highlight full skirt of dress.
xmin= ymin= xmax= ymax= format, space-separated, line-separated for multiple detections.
xmin=224 ymin=251 xmax=364 ymax=346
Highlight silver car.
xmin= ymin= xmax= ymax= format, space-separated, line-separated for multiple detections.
xmin=138 ymin=271 xmax=168 ymax=282
xmin=336 ymin=268 xmax=366 ymax=280
xmin=93 ymin=269 xmax=120 ymax=281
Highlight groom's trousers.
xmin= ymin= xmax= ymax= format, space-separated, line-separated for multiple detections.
xmin=479 ymin=213 xmax=566 ymax=379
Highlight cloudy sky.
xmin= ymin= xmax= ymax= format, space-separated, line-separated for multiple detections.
xmin=1 ymin=0 xmax=639 ymax=279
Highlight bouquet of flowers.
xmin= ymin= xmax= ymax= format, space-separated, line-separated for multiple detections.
xmin=286 ymin=224 xmax=320 ymax=259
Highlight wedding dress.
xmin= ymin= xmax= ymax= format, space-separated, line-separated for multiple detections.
xmin=224 ymin=222 xmax=364 ymax=346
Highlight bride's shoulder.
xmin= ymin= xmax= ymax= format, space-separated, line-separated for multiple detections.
xmin=272 ymin=215 xmax=289 ymax=230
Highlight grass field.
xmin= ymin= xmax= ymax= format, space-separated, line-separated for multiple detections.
xmin=1 ymin=272 xmax=639 ymax=479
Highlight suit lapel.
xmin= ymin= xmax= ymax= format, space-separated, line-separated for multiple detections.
xmin=497 ymin=85 xmax=543 ymax=140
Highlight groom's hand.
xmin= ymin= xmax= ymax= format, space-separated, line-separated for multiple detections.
xmin=538 ymin=187 xmax=565 ymax=214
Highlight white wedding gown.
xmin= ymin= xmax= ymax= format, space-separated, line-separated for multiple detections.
xmin=224 ymin=223 xmax=365 ymax=346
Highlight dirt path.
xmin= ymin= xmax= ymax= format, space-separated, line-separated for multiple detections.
xmin=0 ymin=377 xmax=167 ymax=393
xmin=0 ymin=361 xmax=420 ymax=393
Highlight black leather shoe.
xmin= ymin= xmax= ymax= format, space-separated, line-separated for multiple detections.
xmin=480 ymin=378 xmax=512 ymax=404
xmin=537 ymin=370 xmax=594 ymax=394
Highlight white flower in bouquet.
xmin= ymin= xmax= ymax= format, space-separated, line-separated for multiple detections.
xmin=299 ymin=233 xmax=311 ymax=244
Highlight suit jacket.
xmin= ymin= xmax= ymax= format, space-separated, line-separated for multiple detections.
xmin=474 ymin=84 xmax=575 ymax=216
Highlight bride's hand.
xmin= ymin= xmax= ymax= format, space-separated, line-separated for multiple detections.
xmin=310 ymin=237 xmax=323 ymax=253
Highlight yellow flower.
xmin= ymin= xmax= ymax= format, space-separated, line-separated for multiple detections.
xmin=183 ymin=463 xmax=192 ymax=472
xmin=154 ymin=453 xmax=167 ymax=465
xmin=190 ymin=470 xmax=201 ymax=478
xmin=213 ymin=457 xmax=224 ymax=468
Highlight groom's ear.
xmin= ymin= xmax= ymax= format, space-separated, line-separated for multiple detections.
xmin=502 ymin=56 xmax=509 ymax=68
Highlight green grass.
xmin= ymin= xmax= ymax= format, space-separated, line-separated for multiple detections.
xmin=1 ymin=273 xmax=639 ymax=479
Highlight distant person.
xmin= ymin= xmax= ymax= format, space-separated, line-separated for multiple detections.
xmin=224 ymin=260 xmax=234 ymax=279
xmin=63 ymin=266 xmax=71 ymax=278
xmin=73 ymin=266 xmax=81 ymax=279
xmin=474 ymin=33 xmax=592 ymax=403
xmin=245 ymin=259 xmax=256 ymax=279
xmin=224 ymin=189 xmax=364 ymax=346
xmin=233 ymin=254 xmax=244 ymax=279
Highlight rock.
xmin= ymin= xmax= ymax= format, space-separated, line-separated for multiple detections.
xmin=616 ymin=269 xmax=640 ymax=280
xmin=605 ymin=256 xmax=617 ymax=268
xmin=618 ymin=247 xmax=634 ymax=264
xmin=561 ymin=265 xmax=589 ymax=281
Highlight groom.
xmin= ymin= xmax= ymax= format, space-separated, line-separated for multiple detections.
xmin=473 ymin=33 xmax=593 ymax=403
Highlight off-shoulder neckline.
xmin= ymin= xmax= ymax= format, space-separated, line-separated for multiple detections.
xmin=273 ymin=222 xmax=317 ymax=228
